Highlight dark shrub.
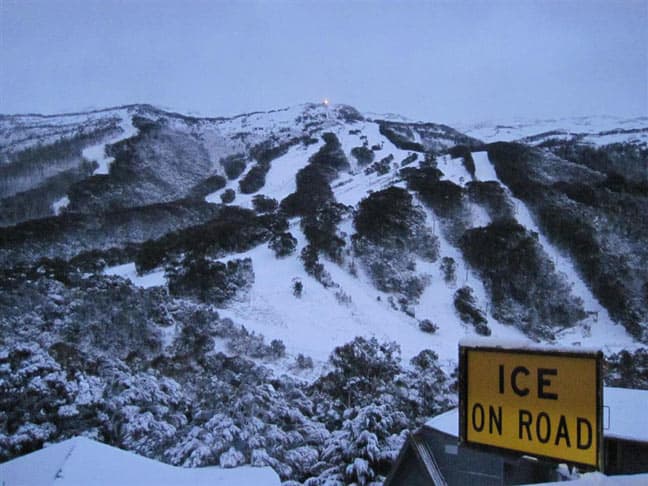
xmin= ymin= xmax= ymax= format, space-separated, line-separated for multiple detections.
xmin=440 ymin=257 xmax=456 ymax=284
xmin=300 ymin=245 xmax=334 ymax=287
xmin=295 ymin=353 xmax=313 ymax=369
xmin=378 ymin=123 xmax=425 ymax=152
xmin=252 ymin=195 xmax=278 ymax=213
xmin=454 ymin=286 xmax=490 ymax=335
xmin=190 ymin=175 xmax=227 ymax=199
xmin=418 ymin=319 xmax=438 ymax=334
xmin=269 ymin=232 xmax=297 ymax=258
xmin=351 ymin=146 xmax=375 ymax=166
xmin=354 ymin=187 xmax=414 ymax=243
xmin=135 ymin=206 xmax=274 ymax=273
xmin=310 ymin=133 xmax=349 ymax=172
xmin=364 ymin=154 xmax=393 ymax=176
xmin=269 ymin=339 xmax=286 ymax=359
xmin=336 ymin=105 xmax=364 ymax=123
xmin=167 ymin=257 xmax=254 ymax=304
xmin=460 ymin=219 xmax=585 ymax=336
xmin=400 ymin=153 xmax=418 ymax=167
xmin=301 ymin=202 xmax=348 ymax=262
xmin=292 ymin=279 xmax=303 ymax=298
xmin=239 ymin=164 xmax=269 ymax=194
xmin=221 ymin=154 xmax=247 ymax=180
xmin=280 ymin=133 xmax=348 ymax=218
xmin=220 ymin=188 xmax=236 ymax=203
xmin=605 ymin=348 xmax=648 ymax=389
xmin=280 ymin=163 xmax=335 ymax=217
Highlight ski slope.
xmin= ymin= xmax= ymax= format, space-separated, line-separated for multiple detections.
xmin=471 ymin=151 xmax=637 ymax=352
xmin=95 ymin=107 xmax=640 ymax=374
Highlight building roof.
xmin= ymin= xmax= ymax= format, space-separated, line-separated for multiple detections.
xmin=0 ymin=437 xmax=280 ymax=486
xmin=425 ymin=387 xmax=648 ymax=444
xmin=524 ymin=472 xmax=648 ymax=485
xmin=602 ymin=387 xmax=648 ymax=442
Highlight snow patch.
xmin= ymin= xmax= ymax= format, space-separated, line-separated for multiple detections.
xmin=84 ymin=112 xmax=139 ymax=176
xmin=52 ymin=196 xmax=70 ymax=215
xmin=437 ymin=154 xmax=472 ymax=187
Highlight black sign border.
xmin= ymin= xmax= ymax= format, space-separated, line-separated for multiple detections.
xmin=458 ymin=344 xmax=604 ymax=471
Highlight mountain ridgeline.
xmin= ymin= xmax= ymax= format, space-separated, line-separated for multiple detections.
xmin=1 ymin=103 xmax=647 ymax=483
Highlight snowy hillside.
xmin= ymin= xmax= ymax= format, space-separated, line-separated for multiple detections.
xmin=456 ymin=115 xmax=648 ymax=146
xmin=1 ymin=102 xmax=647 ymax=484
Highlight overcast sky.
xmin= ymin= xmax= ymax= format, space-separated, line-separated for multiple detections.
xmin=1 ymin=0 xmax=646 ymax=123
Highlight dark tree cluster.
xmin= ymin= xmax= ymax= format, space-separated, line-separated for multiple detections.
xmin=400 ymin=152 xmax=418 ymax=167
xmin=378 ymin=123 xmax=425 ymax=152
xmin=220 ymin=153 xmax=247 ymax=180
xmin=353 ymin=187 xmax=438 ymax=308
xmin=220 ymin=188 xmax=236 ymax=203
xmin=268 ymin=232 xmax=297 ymax=258
xmin=0 ymin=199 xmax=220 ymax=266
xmin=135 ymin=206 xmax=284 ymax=273
xmin=251 ymin=194 xmax=278 ymax=213
xmin=364 ymin=154 xmax=394 ymax=176
xmin=189 ymin=175 xmax=227 ymax=199
xmin=465 ymin=180 xmax=515 ymax=222
xmin=545 ymin=140 xmax=648 ymax=184
xmin=167 ymin=257 xmax=254 ymax=305
xmin=453 ymin=286 xmax=490 ymax=336
xmin=605 ymin=348 xmax=648 ymax=390
xmin=280 ymin=133 xmax=347 ymax=218
xmin=487 ymin=141 xmax=648 ymax=341
xmin=460 ymin=219 xmax=585 ymax=339
xmin=350 ymin=145 xmax=375 ymax=166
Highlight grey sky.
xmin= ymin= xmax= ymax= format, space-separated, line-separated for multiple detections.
xmin=1 ymin=0 xmax=646 ymax=123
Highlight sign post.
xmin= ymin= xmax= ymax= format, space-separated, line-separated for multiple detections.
xmin=459 ymin=341 xmax=603 ymax=469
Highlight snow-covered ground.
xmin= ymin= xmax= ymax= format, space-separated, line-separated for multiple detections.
xmin=456 ymin=116 xmax=648 ymax=146
xmin=216 ymin=224 xmax=439 ymax=365
xmin=0 ymin=437 xmax=280 ymax=486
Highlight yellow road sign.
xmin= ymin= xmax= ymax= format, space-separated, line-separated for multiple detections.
xmin=459 ymin=343 xmax=603 ymax=469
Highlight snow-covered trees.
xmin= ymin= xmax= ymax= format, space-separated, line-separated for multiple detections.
xmin=353 ymin=187 xmax=438 ymax=312
xmin=460 ymin=220 xmax=585 ymax=339
xmin=167 ymin=257 xmax=254 ymax=305
xmin=0 ymin=270 xmax=455 ymax=484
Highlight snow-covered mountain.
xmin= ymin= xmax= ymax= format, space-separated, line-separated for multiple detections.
xmin=1 ymin=103 xmax=646 ymax=484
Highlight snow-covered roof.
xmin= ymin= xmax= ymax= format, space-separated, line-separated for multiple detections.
xmin=0 ymin=437 xmax=280 ymax=486
xmin=603 ymin=387 xmax=648 ymax=442
xmin=458 ymin=338 xmax=601 ymax=355
xmin=425 ymin=387 xmax=648 ymax=444
xmin=424 ymin=408 xmax=459 ymax=438
xmin=524 ymin=471 xmax=648 ymax=485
